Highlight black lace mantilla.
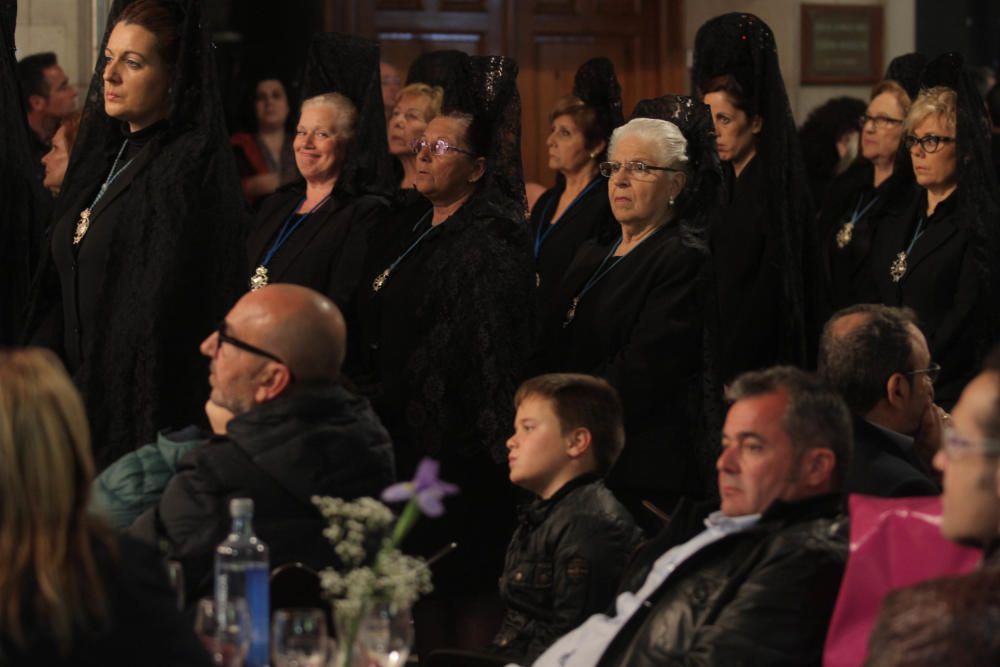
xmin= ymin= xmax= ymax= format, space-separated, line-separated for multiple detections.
xmin=301 ymin=33 xmax=394 ymax=198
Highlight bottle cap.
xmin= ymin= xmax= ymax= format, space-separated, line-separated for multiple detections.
xmin=229 ymin=497 xmax=254 ymax=518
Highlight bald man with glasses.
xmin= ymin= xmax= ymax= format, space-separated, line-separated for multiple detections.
xmin=119 ymin=285 xmax=395 ymax=603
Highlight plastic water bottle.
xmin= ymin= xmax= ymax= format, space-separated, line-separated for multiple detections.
xmin=215 ymin=497 xmax=270 ymax=667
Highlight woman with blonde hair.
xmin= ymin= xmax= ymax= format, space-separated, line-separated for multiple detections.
xmin=0 ymin=348 xmax=210 ymax=666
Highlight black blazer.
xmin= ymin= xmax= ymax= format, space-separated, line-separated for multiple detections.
xmin=246 ymin=183 xmax=388 ymax=309
xmin=845 ymin=415 xmax=939 ymax=498
xmin=534 ymin=222 xmax=707 ymax=498
xmin=870 ymin=190 xmax=978 ymax=407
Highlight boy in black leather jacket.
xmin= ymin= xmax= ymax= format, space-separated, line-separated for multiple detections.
xmin=490 ymin=373 xmax=642 ymax=664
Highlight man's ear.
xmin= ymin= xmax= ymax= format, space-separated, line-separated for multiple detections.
xmin=254 ymin=362 xmax=292 ymax=403
xmin=801 ymin=448 xmax=836 ymax=488
xmin=886 ymin=372 xmax=911 ymax=410
xmin=565 ymin=427 xmax=593 ymax=460
xmin=28 ymin=94 xmax=47 ymax=113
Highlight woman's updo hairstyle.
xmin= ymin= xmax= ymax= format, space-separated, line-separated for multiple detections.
xmin=115 ymin=0 xmax=183 ymax=67
xmin=608 ymin=117 xmax=689 ymax=172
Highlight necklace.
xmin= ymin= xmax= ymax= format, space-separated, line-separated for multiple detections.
xmin=889 ymin=215 xmax=927 ymax=283
xmin=372 ymin=211 xmax=435 ymax=292
xmin=73 ymin=140 xmax=134 ymax=245
xmin=836 ymin=192 xmax=879 ymax=249
xmin=249 ymin=193 xmax=332 ymax=290
xmin=563 ymin=223 xmax=668 ymax=328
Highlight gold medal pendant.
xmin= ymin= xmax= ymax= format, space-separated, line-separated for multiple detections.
xmin=73 ymin=208 xmax=92 ymax=245
xmin=249 ymin=266 xmax=269 ymax=291
xmin=890 ymin=252 xmax=908 ymax=283
xmin=372 ymin=268 xmax=390 ymax=292
xmin=835 ymin=222 xmax=854 ymax=249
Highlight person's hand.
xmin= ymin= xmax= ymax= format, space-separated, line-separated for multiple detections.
xmin=913 ymin=402 xmax=947 ymax=480
xmin=204 ymin=400 xmax=234 ymax=436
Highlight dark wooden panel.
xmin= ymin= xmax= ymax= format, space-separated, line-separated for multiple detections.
xmin=440 ymin=0 xmax=487 ymax=11
xmin=533 ymin=0 xmax=576 ymax=14
xmin=375 ymin=0 xmax=425 ymax=10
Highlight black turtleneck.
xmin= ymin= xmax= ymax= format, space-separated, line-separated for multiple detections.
xmin=121 ymin=119 xmax=168 ymax=161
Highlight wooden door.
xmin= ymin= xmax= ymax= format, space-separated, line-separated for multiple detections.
xmin=333 ymin=0 xmax=685 ymax=185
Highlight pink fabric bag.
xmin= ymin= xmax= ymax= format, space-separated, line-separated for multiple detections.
xmin=823 ymin=494 xmax=982 ymax=667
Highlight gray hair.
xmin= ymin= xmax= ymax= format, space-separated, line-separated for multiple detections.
xmin=726 ymin=366 xmax=852 ymax=490
xmin=300 ymin=92 xmax=358 ymax=140
xmin=608 ymin=117 xmax=689 ymax=171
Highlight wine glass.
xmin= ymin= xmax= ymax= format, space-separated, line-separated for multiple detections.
xmin=356 ymin=601 xmax=413 ymax=667
xmin=271 ymin=607 xmax=329 ymax=667
xmin=194 ymin=597 xmax=251 ymax=667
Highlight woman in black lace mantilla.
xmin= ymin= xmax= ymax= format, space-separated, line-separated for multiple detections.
xmin=27 ymin=0 xmax=246 ymax=467
xmin=352 ymin=53 xmax=534 ymax=653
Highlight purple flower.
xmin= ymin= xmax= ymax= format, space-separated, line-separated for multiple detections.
xmin=381 ymin=458 xmax=459 ymax=517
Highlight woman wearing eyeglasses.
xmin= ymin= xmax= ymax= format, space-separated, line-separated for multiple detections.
xmin=351 ymin=55 xmax=534 ymax=653
xmin=819 ymin=54 xmax=925 ymax=312
xmin=533 ymin=111 xmax=718 ymax=524
xmin=871 ymin=53 xmax=1000 ymax=408
xmin=531 ymin=58 xmax=622 ymax=310
xmin=245 ymin=34 xmax=392 ymax=309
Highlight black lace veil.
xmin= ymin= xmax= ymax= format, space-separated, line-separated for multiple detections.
xmin=444 ymin=54 xmax=527 ymax=219
xmin=405 ymin=49 xmax=469 ymax=111
xmin=1 ymin=0 xmax=48 ymax=344
xmin=573 ymin=56 xmax=624 ymax=150
xmin=886 ymin=53 xmax=928 ymax=103
xmin=301 ymin=33 xmax=394 ymax=197
xmin=693 ymin=12 xmax=814 ymax=365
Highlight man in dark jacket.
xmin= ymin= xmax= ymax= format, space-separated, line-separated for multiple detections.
xmin=526 ymin=366 xmax=850 ymax=667
xmin=867 ymin=346 xmax=1000 ymax=665
xmin=818 ymin=304 xmax=941 ymax=497
xmin=128 ymin=284 xmax=395 ymax=601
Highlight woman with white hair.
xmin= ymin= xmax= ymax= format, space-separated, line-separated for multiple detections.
xmin=534 ymin=116 xmax=710 ymax=522
xmin=245 ymin=34 xmax=392 ymax=308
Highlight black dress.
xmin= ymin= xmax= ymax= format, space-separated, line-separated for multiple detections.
xmin=353 ymin=191 xmax=534 ymax=595
xmin=534 ymin=222 xmax=708 ymax=511
xmin=870 ymin=190 xmax=978 ymax=407
xmin=711 ymin=156 xmax=788 ymax=381
xmin=531 ymin=175 xmax=616 ymax=309
xmin=246 ymin=183 xmax=388 ymax=308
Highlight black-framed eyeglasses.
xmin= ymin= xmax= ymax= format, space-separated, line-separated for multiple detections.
xmin=859 ymin=113 xmax=903 ymax=129
xmin=599 ymin=160 xmax=679 ymax=179
xmin=411 ymin=137 xmax=478 ymax=157
xmin=904 ymin=134 xmax=956 ymax=154
xmin=901 ymin=362 xmax=942 ymax=384
xmin=215 ymin=320 xmax=286 ymax=365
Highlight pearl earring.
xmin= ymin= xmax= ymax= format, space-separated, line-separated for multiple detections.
xmin=669 ymin=197 xmax=675 ymax=206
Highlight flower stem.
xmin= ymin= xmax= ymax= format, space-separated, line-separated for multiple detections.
xmin=388 ymin=498 xmax=421 ymax=551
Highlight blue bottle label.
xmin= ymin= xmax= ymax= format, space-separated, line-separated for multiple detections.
xmin=245 ymin=565 xmax=270 ymax=667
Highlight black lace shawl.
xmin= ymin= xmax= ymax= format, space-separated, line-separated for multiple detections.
xmin=920 ymin=53 xmax=1000 ymax=365
xmin=300 ymin=33 xmax=394 ymax=198
xmin=1 ymin=1 xmax=48 ymax=344
xmin=27 ymin=0 xmax=247 ymax=465
xmin=693 ymin=12 xmax=815 ymax=366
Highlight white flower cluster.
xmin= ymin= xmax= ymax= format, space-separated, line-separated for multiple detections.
xmin=311 ymin=495 xmax=395 ymax=568
xmin=312 ymin=495 xmax=433 ymax=608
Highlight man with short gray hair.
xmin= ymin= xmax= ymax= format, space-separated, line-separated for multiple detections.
xmin=818 ymin=304 xmax=941 ymax=496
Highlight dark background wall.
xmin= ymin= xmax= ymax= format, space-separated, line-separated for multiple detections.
xmin=917 ymin=0 xmax=1000 ymax=69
